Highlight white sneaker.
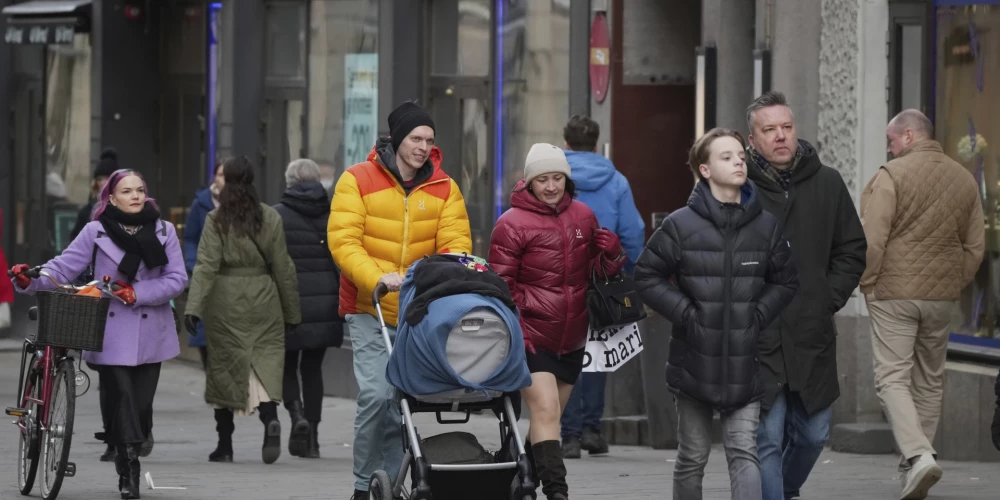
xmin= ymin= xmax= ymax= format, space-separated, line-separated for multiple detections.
xmin=900 ymin=453 xmax=943 ymax=500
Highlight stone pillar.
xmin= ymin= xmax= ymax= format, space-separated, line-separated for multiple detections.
xmin=702 ymin=0 xmax=756 ymax=133
xmin=770 ymin=0 xmax=822 ymax=142
xmin=229 ymin=0 xmax=264 ymax=161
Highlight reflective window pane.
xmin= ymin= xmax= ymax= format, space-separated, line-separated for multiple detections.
xmin=430 ymin=0 xmax=491 ymax=76
xmin=308 ymin=0 xmax=378 ymax=176
xmin=45 ymin=35 xmax=92 ymax=252
xmin=499 ymin=0 xmax=571 ymax=210
xmin=429 ymin=96 xmax=491 ymax=256
xmin=266 ymin=2 xmax=306 ymax=82
xmin=935 ymin=6 xmax=999 ymax=339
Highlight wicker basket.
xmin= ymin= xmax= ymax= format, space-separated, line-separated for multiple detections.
xmin=34 ymin=291 xmax=110 ymax=352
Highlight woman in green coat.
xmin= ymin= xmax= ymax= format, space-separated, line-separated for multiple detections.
xmin=184 ymin=155 xmax=301 ymax=465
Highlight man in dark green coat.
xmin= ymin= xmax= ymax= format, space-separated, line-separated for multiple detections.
xmin=745 ymin=91 xmax=867 ymax=500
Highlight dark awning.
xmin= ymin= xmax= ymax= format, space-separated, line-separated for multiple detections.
xmin=2 ymin=0 xmax=92 ymax=45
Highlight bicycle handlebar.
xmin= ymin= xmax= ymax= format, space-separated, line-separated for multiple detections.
xmin=7 ymin=267 xmax=41 ymax=279
xmin=9 ymin=266 xmax=126 ymax=303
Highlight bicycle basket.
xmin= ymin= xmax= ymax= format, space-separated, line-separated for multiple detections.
xmin=33 ymin=291 xmax=110 ymax=352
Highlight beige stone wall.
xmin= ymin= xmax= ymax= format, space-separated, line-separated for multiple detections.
xmin=817 ymin=0 xmax=861 ymax=195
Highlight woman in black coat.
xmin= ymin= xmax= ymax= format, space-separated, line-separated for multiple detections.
xmin=273 ymin=159 xmax=344 ymax=459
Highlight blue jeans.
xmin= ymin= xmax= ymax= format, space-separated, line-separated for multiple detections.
xmin=348 ymin=314 xmax=403 ymax=492
xmin=757 ymin=389 xmax=832 ymax=500
xmin=560 ymin=372 xmax=607 ymax=438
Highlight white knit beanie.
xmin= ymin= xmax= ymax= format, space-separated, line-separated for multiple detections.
xmin=523 ymin=143 xmax=572 ymax=184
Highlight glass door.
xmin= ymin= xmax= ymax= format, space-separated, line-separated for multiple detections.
xmin=427 ymin=85 xmax=492 ymax=257
xmin=426 ymin=0 xmax=494 ymax=257
xmin=262 ymin=97 xmax=305 ymax=204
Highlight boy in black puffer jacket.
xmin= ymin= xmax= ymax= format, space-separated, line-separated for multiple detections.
xmin=635 ymin=128 xmax=798 ymax=500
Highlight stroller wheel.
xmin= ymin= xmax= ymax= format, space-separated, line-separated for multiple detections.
xmin=369 ymin=470 xmax=394 ymax=500
xmin=509 ymin=476 xmax=537 ymax=500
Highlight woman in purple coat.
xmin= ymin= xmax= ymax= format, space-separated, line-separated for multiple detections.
xmin=10 ymin=169 xmax=187 ymax=499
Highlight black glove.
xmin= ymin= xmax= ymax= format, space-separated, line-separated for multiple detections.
xmin=285 ymin=323 xmax=298 ymax=335
xmin=992 ymin=403 xmax=1000 ymax=451
xmin=184 ymin=315 xmax=200 ymax=336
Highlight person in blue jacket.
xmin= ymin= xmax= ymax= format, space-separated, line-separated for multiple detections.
xmin=558 ymin=115 xmax=645 ymax=459
xmin=183 ymin=160 xmax=224 ymax=368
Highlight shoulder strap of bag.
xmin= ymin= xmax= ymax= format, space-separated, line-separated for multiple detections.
xmin=249 ymin=235 xmax=270 ymax=269
xmin=84 ymin=231 xmax=103 ymax=283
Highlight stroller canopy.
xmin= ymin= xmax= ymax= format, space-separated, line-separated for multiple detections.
xmin=386 ymin=255 xmax=532 ymax=397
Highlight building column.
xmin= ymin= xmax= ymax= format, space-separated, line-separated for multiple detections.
xmin=702 ymin=0 xmax=755 ymax=133
xmin=228 ymin=0 xmax=264 ymax=162
xmin=388 ymin=0 xmax=422 ymax=124
xmin=95 ymin=0 xmax=161 ymax=184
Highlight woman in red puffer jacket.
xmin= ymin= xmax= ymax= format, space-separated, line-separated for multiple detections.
xmin=489 ymin=143 xmax=624 ymax=500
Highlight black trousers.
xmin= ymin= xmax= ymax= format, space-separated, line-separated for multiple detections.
xmin=283 ymin=348 xmax=326 ymax=422
xmin=97 ymin=363 xmax=161 ymax=445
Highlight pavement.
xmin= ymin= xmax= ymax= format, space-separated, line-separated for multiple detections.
xmin=0 ymin=350 xmax=995 ymax=500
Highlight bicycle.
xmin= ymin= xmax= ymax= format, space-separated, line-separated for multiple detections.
xmin=5 ymin=267 xmax=125 ymax=500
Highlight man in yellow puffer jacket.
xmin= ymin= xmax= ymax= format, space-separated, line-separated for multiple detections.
xmin=328 ymin=101 xmax=471 ymax=499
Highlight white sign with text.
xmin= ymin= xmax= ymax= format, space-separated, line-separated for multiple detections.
xmin=343 ymin=53 xmax=379 ymax=168
xmin=581 ymin=322 xmax=643 ymax=373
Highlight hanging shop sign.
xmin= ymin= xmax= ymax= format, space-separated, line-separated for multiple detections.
xmin=589 ymin=12 xmax=610 ymax=103
xmin=4 ymin=21 xmax=75 ymax=44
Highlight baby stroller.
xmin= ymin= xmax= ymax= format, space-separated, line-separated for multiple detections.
xmin=370 ymin=254 xmax=535 ymax=500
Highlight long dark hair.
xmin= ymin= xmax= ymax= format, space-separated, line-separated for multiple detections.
xmin=215 ymin=156 xmax=263 ymax=237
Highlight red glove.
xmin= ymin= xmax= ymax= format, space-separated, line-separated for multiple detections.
xmin=594 ymin=228 xmax=622 ymax=258
xmin=523 ymin=335 xmax=536 ymax=354
xmin=112 ymin=280 xmax=137 ymax=305
xmin=10 ymin=264 xmax=31 ymax=289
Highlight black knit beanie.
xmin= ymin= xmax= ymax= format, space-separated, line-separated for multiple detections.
xmin=388 ymin=102 xmax=435 ymax=153
xmin=94 ymin=148 xmax=119 ymax=179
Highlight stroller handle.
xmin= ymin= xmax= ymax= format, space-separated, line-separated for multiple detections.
xmin=372 ymin=282 xmax=390 ymax=305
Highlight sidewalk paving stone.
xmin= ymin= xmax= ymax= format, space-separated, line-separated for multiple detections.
xmin=0 ymin=352 xmax=994 ymax=499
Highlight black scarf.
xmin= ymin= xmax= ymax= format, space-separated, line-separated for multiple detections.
xmin=98 ymin=203 xmax=169 ymax=281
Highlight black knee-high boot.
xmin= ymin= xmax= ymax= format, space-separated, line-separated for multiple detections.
xmin=258 ymin=402 xmax=281 ymax=464
xmin=116 ymin=444 xmax=142 ymax=499
xmin=209 ymin=409 xmax=234 ymax=462
xmin=532 ymin=440 xmax=568 ymax=500
xmin=114 ymin=449 xmax=127 ymax=491
xmin=525 ymin=437 xmax=538 ymax=484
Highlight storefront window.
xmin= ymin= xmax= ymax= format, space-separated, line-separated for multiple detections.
xmin=307 ymin=0 xmax=378 ymax=178
xmin=934 ymin=4 xmax=1000 ymax=340
xmin=498 ymin=0 xmax=571 ymax=212
xmin=45 ymin=34 xmax=91 ymax=252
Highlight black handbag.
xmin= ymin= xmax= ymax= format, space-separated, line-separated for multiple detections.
xmin=585 ymin=266 xmax=647 ymax=330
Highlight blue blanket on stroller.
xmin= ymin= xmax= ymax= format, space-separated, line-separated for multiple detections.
xmin=386 ymin=260 xmax=532 ymax=397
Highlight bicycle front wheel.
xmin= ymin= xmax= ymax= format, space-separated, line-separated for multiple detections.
xmin=39 ymin=359 xmax=75 ymax=500
xmin=17 ymin=353 xmax=40 ymax=496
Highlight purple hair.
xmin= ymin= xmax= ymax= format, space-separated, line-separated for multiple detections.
xmin=91 ymin=169 xmax=158 ymax=220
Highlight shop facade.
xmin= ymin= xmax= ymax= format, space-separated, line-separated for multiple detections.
xmin=2 ymin=0 xmax=993 ymax=461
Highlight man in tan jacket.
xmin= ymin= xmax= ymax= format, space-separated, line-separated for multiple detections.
xmin=860 ymin=109 xmax=985 ymax=500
